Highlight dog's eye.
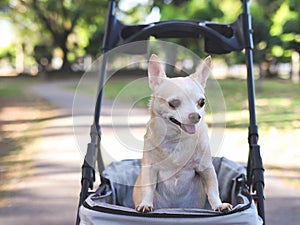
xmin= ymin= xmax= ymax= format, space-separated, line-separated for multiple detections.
xmin=168 ymin=99 xmax=181 ymax=109
xmin=197 ymin=98 xmax=205 ymax=108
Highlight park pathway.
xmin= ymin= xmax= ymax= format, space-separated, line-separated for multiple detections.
xmin=0 ymin=78 xmax=299 ymax=225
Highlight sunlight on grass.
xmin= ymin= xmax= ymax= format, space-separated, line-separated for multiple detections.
xmin=104 ymin=78 xmax=151 ymax=107
xmin=70 ymin=77 xmax=300 ymax=130
xmin=107 ymin=78 xmax=300 ymax=130
xmin=219 ymin=79 xmax=300 ymax=130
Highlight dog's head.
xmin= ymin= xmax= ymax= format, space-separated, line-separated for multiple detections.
xmin=148 ymin=54 xmax=210 ymax=135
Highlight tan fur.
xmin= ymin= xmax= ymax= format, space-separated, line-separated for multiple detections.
xmin=133 ymin=54 xmax=232 ymax=213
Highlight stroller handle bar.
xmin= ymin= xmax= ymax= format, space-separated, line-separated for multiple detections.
xmin=102 ymin=2 xmax=251 ymax=54
xmin=102 ymin=17 xmax=246 ymax=54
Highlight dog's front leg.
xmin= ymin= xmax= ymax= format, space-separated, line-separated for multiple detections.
xmin=202 ymin=165 xmax=232 ymax=212
xmin=133 ymin=161 xmax=156 ymax=212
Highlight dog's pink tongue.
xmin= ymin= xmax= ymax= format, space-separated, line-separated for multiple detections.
xmin=181 ymin=124 xmax=196 ymax=134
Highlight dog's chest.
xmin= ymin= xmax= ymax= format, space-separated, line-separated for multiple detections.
xmin=155 ymin=168 xmax=205 ymax=209
xmin=154 ymin=138 xmax=202 ymax=187
xmin=156 ymin=136 xmax=200 ymax=167
xmin=157 ymin=167 xmax=196 ymax=187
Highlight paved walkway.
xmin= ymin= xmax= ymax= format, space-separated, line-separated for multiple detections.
xmin=0 ymin=79 xmax=83 ymax=225
xmin=0 ymin=79 xmax=299 ymax=225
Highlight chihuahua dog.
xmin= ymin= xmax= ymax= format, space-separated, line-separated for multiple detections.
xmin=132 ymin=54 xmax=232 ymax=213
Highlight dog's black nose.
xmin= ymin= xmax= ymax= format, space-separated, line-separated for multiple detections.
xmin=188 ymin=112 xmax=201 ymax=124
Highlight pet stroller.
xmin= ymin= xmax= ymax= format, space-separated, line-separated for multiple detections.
xmin=76 ymin=0 xmax=265 ymax=224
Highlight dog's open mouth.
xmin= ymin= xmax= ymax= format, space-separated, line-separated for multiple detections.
xmin=169 ymin=117 xmax=196 ymax=134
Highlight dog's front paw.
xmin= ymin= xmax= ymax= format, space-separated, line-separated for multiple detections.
xmin=136 ymin=204 xmax=154 ymax=213
xmin=214 ymin=203 xmax=232 ymax=213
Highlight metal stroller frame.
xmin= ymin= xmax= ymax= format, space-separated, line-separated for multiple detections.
xmin=76 ymin=0 xmax=265 ymax=224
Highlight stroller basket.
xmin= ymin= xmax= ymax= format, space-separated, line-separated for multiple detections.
xmin=76 ymin=0 xmax=265 ymax=224
xmin=79 ymin=158 xmax=262 ymax=225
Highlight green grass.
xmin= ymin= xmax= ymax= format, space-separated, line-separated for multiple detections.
xmin=68 ymin=77 xmax=152 ymax=107
xmin=104 ymin=78 xmax=151 ymax=107
xmin=70 ymin=77 xmax=300 ymax=130
xmin=0 ymin=81 xmax=25 ymax=98
xmin=0 ymin=78 xmax=38 ymax=99
xmin=219 ymin=79 xmax=300 ymax=129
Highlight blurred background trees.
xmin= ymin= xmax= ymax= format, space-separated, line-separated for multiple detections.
xmin=0 ymin=0 xmax=106 ymax=73
xmin=0 ymin=0 xmax=299 ymax=81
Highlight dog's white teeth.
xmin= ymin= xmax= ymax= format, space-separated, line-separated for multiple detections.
xmin=181 ymin=124 xmax=196 ymax=134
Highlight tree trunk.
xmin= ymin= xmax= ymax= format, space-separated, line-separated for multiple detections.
xmin=291 ymin=51 xmax=299 ymax=83
xmin=60 ymin=45 xmax=71 ymax=71
xmin=264 ymin=62 xmax=278 ymax=79
xmin=55 ymin=34 xmax=71 ymax=72
xmin=16 ymin=43 xmax=24 ymax=74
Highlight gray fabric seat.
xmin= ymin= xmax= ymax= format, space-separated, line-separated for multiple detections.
xmin=79 ymin=157 xmax=263 ymax=225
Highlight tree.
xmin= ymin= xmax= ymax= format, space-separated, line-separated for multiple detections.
xmin=151 ymin=0 xmax=242 ymax=68
xmin=253 ymin=0 xmax=300 ymax=80
xmin=282 ymin=0 xmax=300 ymax=82
xmin=6 ymin=0 xmax=106 ymax=71
xmin=151 ymin=0 xmax=299 ymax=81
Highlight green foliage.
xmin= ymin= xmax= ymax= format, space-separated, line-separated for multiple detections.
xmin=151 ymin=0 xmax=300 ymax=77
xmin=2 ymin=0 xmax=300 ymax=76
xmin=0 ymin=43 xmax=16 ymax=64
xmin=283 ymin=19 xmax=298 ymax=34
xmin=150 ymin=0 xmax=242 ymax=60
xmin=85 ymin=28 xmax=104 ymax=57
xmin=256 ymin=0 xmax=285 ymax=19
xmin=244 ymin=0 xmax=300 ymax=77
xmin=190 ymin=1 xmax=224 ymax=21
xmin=157 ymin=0 xmax=228 ymax=21
xmin=2 ymin=0 xmax=107 ymax=70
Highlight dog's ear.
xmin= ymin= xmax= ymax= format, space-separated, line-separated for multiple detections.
xmin=192 ymin=56 xmax=211 ymax=88
xmin=148 ymin=54 xmax=166 ymax=90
